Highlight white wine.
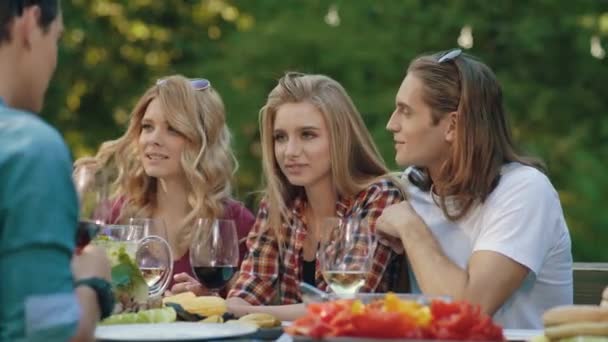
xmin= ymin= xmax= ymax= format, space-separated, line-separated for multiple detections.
xmin=323 ymin=271 xmax=366 ymax=297
xmin=140 ymin=267 xmax=165 ymax=287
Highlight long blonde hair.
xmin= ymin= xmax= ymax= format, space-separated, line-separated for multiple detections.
xmin=259 ymin=72 xmax=392 ymax=245
xmin=76 ymin=75 xmax=236 ymax=239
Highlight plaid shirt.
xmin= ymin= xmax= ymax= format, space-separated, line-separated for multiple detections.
xmin=228 ymin=178 xmax=405 ymax=305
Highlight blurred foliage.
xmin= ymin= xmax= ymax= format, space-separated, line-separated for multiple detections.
xmin=44 ymin=0 xmax=608 ymax=261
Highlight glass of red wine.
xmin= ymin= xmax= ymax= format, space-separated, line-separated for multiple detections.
xmin=75 ymin=220 xmax=102 ymax=252
xmin=189 ymin=219 xmax=239 ymax=294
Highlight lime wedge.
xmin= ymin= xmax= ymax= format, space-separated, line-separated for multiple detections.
xmin=101 ymin=307 xmax=177 ymax=325
xmin=140 ymin=307 xmax=177 ymax=323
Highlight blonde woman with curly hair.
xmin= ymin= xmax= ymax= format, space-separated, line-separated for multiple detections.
xmin=227 ymin=72 xmax=406 ymax=320
xmin=75 ymin=75 xmax=254 ymax=295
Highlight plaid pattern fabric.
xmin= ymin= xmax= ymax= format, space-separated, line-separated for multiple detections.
xmin=228 ymin=178 xmax=405 ymax=305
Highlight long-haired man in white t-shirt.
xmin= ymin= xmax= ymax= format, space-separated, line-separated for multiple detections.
xmin=377 ymin=49 xmax=573 ymax=329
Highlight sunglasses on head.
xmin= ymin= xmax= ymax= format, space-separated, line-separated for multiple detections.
xmin=156 ymin=78 xmax=211 ymax=91
xmin=437 ymin=48 xmax=462 ymax=64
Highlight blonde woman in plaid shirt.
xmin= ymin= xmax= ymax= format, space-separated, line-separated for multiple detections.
xmin=227 ymin=72 xmax=406 ymax=321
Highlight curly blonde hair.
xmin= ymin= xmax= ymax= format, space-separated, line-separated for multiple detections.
xmin=259 ymin=72 xmax=396 ymax=246
xmin=76 ymin=75 xmax=236 ymax=243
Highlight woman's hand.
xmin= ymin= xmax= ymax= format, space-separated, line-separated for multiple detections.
xmin=165 ymin=272 xmax=210 ymax=296
xmin=226 ymin=297 xmax=253 ymax=317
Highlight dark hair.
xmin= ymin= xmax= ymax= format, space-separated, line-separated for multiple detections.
xmin=408 ymin=50 xmax=545 ymax=220
xmin=1 ymin=0 xmax=60 ymax=44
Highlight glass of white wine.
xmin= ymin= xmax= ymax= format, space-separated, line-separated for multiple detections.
xmin=319 ymin=217 xmax=376 ymax=298
xmin=129 ymin=218 xmax=173 ymax=297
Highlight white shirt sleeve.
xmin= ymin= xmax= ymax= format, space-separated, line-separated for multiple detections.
xmin=473 ymin=167 xmax=562 ymax=275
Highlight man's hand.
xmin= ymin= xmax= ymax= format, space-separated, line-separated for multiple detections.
xmin=377 ymin=201 xmax=529 ymax=316
xmin=377 ymin=234 xmax=404 ymax=254
xmin=377 ymin=201 xmax=425 ymax=241
xmin=71 ymin=245 xmax=111 ymax=282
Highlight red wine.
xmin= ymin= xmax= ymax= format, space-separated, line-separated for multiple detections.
xmin=193 ymin=266 xmax=238 ymax=289
xmin=76 ymin=220 xmax=102 ymax=249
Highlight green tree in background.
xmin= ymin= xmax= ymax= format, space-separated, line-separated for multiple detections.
xmin=44 ymin=0 xmax=608 ymax=261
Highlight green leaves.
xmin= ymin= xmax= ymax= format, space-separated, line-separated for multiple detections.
xmin=111 ymin=262 xmax=132 ymax=288
xmin=103 ymin=244 xmax=149 ymax=305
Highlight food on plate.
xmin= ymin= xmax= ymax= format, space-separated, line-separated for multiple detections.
xmin=544 ymin=305 xmax=608 ymax=326
xmin=162 ymin=291 xmax=197 ymax=306
xmin=163 ymin=292 xmax=281 ymax=329
xmin=100 ymin=307 xmax=176 ymax=325
xmin=200 ymin=315 xmax=224 ymax=323
xmin=286 ymin=293 xmax=504 ymax=340
xmin=237 ymin=313 xmax=281 ymax=328
xmin=545 ymin=323 xmax=608 ymax=341
xmin=534 ymin=304 xmax=608 ymax=341
xmin=163 ymin=293 xmax=227 ymax=317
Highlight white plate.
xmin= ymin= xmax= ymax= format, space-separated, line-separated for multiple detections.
xmin=504 ymin=329 xmax=544 ymax=341
xmin=95 ymin=322 xmax=257 ymax=341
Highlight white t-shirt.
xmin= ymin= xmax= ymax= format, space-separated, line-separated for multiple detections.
xmin=405 ymin=163 xmax=573 ymax=329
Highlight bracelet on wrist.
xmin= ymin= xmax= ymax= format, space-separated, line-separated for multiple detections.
xmin=74 ymin=277 xmax=114 ymax=320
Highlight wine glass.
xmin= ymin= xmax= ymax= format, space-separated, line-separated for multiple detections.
xmin=129 ymin=218 xmax=174 ymax=297
xmin=93 ymin=224 xmax=141 ymax=263
xmin=94 ymin=223 xmax=173 ymax=297
xmin=73 ymin=164 xmax=109 ymax=250
xmin=189 ymin=219 xmax=239 ymax=295
xmin=75 ymin=221 xmax=102 ymax=252
xmin=319 ymin=217 xmax=376 ymax=298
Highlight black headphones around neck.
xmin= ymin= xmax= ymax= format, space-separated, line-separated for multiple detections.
xmin=408 ymin=167 xmax=432 ymax=192
xmin=407 ymin=166 xmax=502 ymax=194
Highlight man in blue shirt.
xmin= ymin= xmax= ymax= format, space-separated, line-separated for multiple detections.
xmin=0 ymin=1 xmax=112 ymax=340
